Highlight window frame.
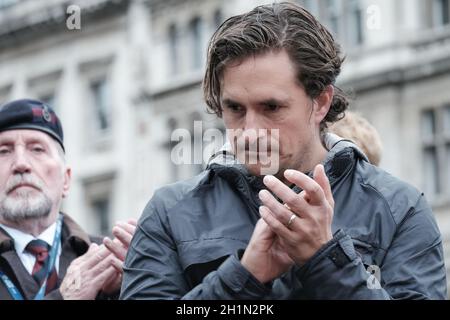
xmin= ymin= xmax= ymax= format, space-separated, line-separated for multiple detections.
xmin=89 ymin=77 xmax=112 ymax=134
xmin=421 ymin=104 xmax=450 ymax=203
xmin=297 ymin=0 xmax=365 ymax=48
xmin=432 ymin=0 xmax=450 ymax=27
xmin=189 ymin=16 xmax=204 ymax=71
xmin=168 ymin=23 xmax=180 ymax=75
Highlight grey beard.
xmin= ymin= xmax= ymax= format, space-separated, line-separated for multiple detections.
xmin=0 ymin=190 xmax=53 ymax=223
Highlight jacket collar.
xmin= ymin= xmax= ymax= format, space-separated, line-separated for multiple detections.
xmin=323 ymin=132 xmax=368 ymax=164
xmin=321 ymin=133 xmax=368 ymax=187
xmin=207 ymin=133 xmax=368 ymax=191
xmin=0 ymin=213 xmax=91 ymax=254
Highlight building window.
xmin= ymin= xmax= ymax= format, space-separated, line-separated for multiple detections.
xmin=433 ymin=0 xmax=450 ymax=27
xmin=347 ymin=0 xmax=365 ymax=46
xmin=83 ymin=174 xmax=114 ymax=236
xmin=168 ymin=23 xmax=179 ymax=75
xmin=214 ymin=9 xmax=223 ymax=28
xmin=423 ymin=145 xmax=440 ymax=196
xmin=189 ymin=16 xmax=203 ymax=71
xmin=324 ymin=0 xmax=342 ymax=36
xmin=91 ymin=198 xmax=111 ymax=236
xmin=27 ymin=70 xmax=61 ymax=114
xmin=299 ymin=0 xmax=365 ymax=47
xmin=0 ymin=85 xmax=11 ymax=106
xmin=421 ymin=105 xmax=450 ymax=201
xmin=90 ymin=78 xmax=111 ymax=132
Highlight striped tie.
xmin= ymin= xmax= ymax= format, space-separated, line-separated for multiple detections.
xmin=25 ymin=239 xmax=58 ymax=295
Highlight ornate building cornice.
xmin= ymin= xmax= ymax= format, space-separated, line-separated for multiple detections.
xmin=0 ymin=0 xmax=130 ymax=50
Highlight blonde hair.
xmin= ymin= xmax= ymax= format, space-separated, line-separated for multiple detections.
xmin=328 ymin=111 xmax=383 ymax=166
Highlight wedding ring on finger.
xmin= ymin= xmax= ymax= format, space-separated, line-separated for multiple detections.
xmin=287 ymin=213 xmax=297 ymax=228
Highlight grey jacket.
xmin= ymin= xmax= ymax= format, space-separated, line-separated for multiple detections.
xmin=121 ymin=135 xmax=447 ymax=300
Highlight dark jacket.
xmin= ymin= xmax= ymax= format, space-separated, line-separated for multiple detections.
xmin=0 ymin=213 xmax=104 ymax=300
xmin=121 ymin=135 xmax=447 ymax=300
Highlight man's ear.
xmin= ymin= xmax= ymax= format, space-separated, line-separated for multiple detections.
xmin=62 ymin=166 xmax=72 ymax=198
xmin=313 ymin=85 xmax=334 ymax=124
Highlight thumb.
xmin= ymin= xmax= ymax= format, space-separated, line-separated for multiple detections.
xmin=313 ymin=164 xmax=334 ymax=208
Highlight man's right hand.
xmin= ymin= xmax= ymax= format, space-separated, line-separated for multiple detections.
xmin=240 ymin=218 xmax=294 ymax=284
xmin=59 ymin=243 xmax=122 ymax=300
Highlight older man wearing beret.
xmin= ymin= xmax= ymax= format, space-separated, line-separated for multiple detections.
xmin=0 ymin=99 xmax=135 ymax=300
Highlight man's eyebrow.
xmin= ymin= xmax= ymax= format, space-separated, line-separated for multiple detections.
xmin=258 ymin=97 xmax=291 ymax=106
xmin=26 ymin=139 xmax=50 ymax=148
xmin=0 ymin=138 xmax=14 ymax=145
xmin=221 ymin=98 xmax=243 ymax=106
xmin=27 ymin=139 xmax=46 ymax=144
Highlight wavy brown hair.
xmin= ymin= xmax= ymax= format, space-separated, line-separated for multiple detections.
xmin=203 ymin=2 xmax=348 ymax=131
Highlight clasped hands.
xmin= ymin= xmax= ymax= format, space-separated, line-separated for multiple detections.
xmin=241 ymin=164 xmax=335 ymax=284
xmin=60 ymin=219 xmax=137 ymax=300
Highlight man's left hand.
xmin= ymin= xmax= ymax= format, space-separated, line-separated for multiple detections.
xmin=101 ymin=219 xmax=137 ymax=295
xmin=259 ymin=164 xmax=334 ymax=266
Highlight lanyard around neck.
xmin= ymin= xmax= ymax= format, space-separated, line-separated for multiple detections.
xmin=0 ymin=214 xmax=64 ymax=300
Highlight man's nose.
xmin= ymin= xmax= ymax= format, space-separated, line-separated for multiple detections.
xmin=243 ymin=111 xmax=265 ymax=144
xmin=11 ymin=149 xmax=32 ymax=174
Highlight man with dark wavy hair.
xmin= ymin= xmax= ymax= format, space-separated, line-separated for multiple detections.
xmin=121 ymin=2 xmax=447 ymax=299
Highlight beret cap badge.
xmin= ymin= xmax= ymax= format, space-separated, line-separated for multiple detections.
xmin=42 ymin=105 xmax=52 ymax=122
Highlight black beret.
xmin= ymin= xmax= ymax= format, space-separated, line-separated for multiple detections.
xmin=0 ymin=99 xmax=64 ymax=152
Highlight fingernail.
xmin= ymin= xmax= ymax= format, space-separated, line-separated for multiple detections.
xmin=263 ymin=175 xmax=275 ymax=186
xmin=259 ymin=190 xmax=269 ymax=201
xmin=284 ymin=170 xmax=295 ymax=178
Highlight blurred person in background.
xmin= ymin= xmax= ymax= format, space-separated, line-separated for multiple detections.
xmin=0 ymin=99 xmax=136 ymax=300
xmin=328 ymin=111 xmax=382 ymax=166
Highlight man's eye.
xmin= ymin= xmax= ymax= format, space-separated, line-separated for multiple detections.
xmin=31 ymin=146 xmax=45 ymax=153
xmin=227 ymin=104 xmax=243 ymax=113
xmin=0 ymin=148 xmax=11 ymax=155
xmin=265 ymin=104 xmax=280 ymax=112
